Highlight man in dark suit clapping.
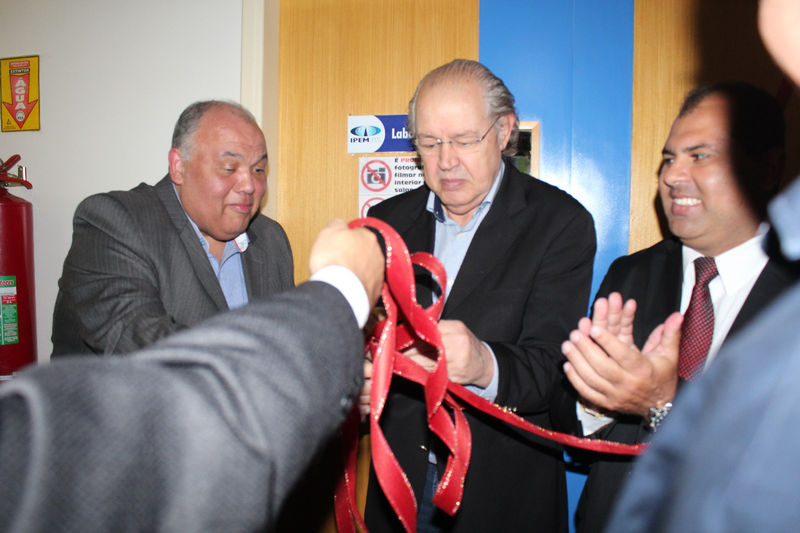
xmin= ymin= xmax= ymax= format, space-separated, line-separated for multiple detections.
xmin=562 ymin=81 xmax=797 ymax=533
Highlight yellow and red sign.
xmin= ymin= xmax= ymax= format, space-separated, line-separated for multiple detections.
xmin=1 ymin=56 xmax=40 ymax=132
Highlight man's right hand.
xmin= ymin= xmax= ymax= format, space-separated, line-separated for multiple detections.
xmin=309 ymin=219 xmax=385 ymax=307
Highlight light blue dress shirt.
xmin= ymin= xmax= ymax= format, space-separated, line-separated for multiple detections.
xmin=172 ymin=184 xmax=249 ymax=310
xmin=188 ymin=218 xmax=250 ymax=310
xmin=426 ymin=161 xmax=505 ymax=402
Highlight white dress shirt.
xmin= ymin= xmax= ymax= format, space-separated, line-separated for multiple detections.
xmin=680 ymin=226 xmax=769 ymax=369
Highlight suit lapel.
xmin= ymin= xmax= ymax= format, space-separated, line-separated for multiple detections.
xmin=394 ymin=188 xmax=435 ymax=254
xmin=241 ymin=233 xmax=269 ymax=300
xmin=156 ymin=176 xmax=229 ymax=311
xmin=443 ymin=164 xmax=524 ymax=316
xmin=242 ymin=247 xmax=261 ymax=300
xmin=634 ymin=240 xmax=683 ymax=347
xmin=388 ymin=188 xmax=437 ymax=307
xmin=407 ymin=200 xmax=437 ymax=308
xmin=728 ymin=258 xmax=795 ymax=338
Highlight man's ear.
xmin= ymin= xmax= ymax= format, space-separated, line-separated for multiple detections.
xmin=168 ymin=147 xmax=185 ymax=185
xmin=497 ymin=113 xmax=515 ymax=150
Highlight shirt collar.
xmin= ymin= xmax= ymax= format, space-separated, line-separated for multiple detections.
xmin=426 ymin=160 xmax=505 ymax=224
xmin=171 ymin=182 xmax=249 ymax=253
xmin=682 ymin=223 xmax=769 ymax=293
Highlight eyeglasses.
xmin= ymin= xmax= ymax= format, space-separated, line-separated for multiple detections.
xmin=413 ymin=117 xmax=499 ymax=155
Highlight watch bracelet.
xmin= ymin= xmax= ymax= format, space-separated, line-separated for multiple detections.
xmin=647 ymin=402 xmax=673 ymax=431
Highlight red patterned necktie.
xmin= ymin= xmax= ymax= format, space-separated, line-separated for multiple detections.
xmin=678 ymin=256 xmax=719 ymax=380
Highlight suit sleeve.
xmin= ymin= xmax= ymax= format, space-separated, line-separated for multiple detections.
xmin=55 ymin=194 xmax=187 ymax=354
xmin=0 ymin=282 xmax=363 ymax=533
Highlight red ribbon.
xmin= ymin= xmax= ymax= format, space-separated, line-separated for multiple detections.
xmin=334 ymin=217 xmax=646 ymax=533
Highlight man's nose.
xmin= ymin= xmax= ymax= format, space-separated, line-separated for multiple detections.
xmin=660 ymin=160 xmax=687 ymax=187
xmin=234 ymin=169 xmax=256 ymax=194
xmin=438 ymin=141 xmax=459 ymax=170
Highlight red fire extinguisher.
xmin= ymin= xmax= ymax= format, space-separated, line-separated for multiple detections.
xmin=0 ymin=154 xmax=36 ymax=381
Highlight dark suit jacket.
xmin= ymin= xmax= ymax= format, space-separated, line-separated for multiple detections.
xmin=1 ymin=281 xmax=363 ymax=532
xmin=576 ymin=236 xmax=798 ymax=533
xmin=606 ymin=277 xmax=800 ymax=533
xmin=365 ymin=162 xmax=597 ymax=532
xmin=603 ymin=173 xmax=800 ymax=533
xmin=51 ymin=175 xmax=294 ymax=356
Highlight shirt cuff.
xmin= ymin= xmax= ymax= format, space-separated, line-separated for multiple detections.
xmin=576 ymin=401 xmax=614 ymax=436
xmin=310 ymin=265 xmax=370 ymax=329
xmin=465 ymin=342 xmax=499 ymax=401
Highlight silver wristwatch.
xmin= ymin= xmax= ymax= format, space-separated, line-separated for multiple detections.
xmin=647 ymin=402 xmax=673 ymax=432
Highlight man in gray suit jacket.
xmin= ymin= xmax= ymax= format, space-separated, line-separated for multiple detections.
xmin=1 ymin=220 xmax=383 ymax=533
xmin=52 ymin=100 xmax=293 ymax=356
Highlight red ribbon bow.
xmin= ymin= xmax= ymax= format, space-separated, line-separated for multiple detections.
xmin=334 ymin=217 xmax=645 ymax=533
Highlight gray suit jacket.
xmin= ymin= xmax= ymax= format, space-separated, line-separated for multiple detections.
xmin=51 ymin=175 xmax=294 ymax=356
xmin=0 ymin=281 xmax=363 ymax=532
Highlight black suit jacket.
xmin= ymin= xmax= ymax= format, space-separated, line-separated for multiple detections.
xmin=365 ymin=162 xmax=597 ymax=532
xmin=575 ymin=236 xmax=798 ymax=533
xmin=52 ymin=175 xmax=294 ymax=356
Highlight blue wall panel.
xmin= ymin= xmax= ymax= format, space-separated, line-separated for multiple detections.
xmin=480 ymin=0 xmax=633 ymax=298
xmin=480 ymin=1 xmax=634 ymax=530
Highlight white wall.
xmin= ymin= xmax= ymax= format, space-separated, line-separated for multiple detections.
xmin=0 ymin=0 xmax=244 ymax=360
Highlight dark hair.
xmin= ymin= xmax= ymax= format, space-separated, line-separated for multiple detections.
xmin=171 ymin=100 xmax=258 ymax=159
xmin=678 ymin=81 xmax=786 ymax=218
xmin=408 ymin=59 xmax=519 ymax=155
xmin=679 ymin=81 xmax=785 ymax=162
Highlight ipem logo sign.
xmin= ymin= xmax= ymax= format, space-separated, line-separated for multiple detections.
xmin=348 ymin=115 xmax=413 ymax=153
